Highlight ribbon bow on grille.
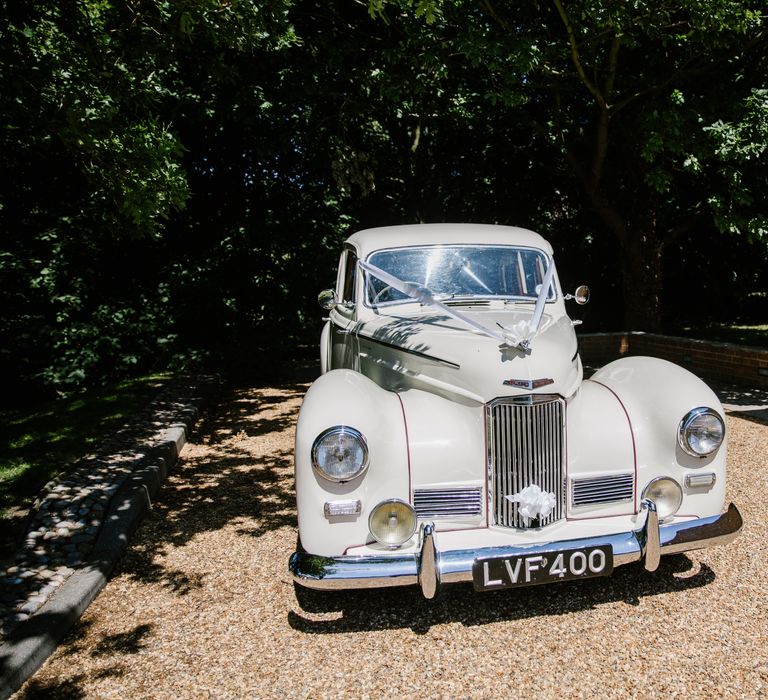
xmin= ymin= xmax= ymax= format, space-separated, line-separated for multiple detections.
xmin=505 ymin=484 xmax=557 ymax=526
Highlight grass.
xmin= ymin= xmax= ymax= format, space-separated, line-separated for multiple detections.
xmin=0 ymin=373 xmax=172 ymax=552
xmin=673 ymin=323 xmax=768 ymax=348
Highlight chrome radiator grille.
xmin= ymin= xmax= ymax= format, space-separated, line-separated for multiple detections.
xmin=488 ymin=395 xmax=566 ymax=528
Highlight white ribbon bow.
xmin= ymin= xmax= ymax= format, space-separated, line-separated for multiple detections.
xmin=505 ymin=484 xmax=557 ymax=525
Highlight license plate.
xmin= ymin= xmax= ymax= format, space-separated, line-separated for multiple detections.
xmin=472 ymin=545 xmax=613 ymax=592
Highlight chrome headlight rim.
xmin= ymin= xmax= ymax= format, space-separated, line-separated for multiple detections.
xmin=642 ymin=476 xmax=683 ymax=521
xmin=678 ymin=407 xmax=725 ymax=458
xmin=368 ymin=498 xmax=417 ymax=548
xmin=311 ymin=425 xmax=369 ymax=483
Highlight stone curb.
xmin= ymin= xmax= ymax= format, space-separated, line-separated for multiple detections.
xmin=0 ymin=382 xmax=216 ymax=699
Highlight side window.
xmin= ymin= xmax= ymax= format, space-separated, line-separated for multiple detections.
xmin=342 ymin=250 xmax=357 ymax=304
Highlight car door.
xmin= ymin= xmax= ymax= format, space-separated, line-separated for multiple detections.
xmin=329 ymin=247 xmax=360 ymax=370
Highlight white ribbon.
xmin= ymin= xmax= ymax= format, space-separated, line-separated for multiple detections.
xmin=358 ymin=256 xmax=555 ymax=351
xmin=358 ymin=259 xmax=510 ymax=343
xmin=530 ymin=257 xmax=556 ymax=337
xmin=505 ymin=484 xmax=557 ymax=526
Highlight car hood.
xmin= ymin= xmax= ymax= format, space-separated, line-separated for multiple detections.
xmin=355 ymin=306 xmax=581 ymax=404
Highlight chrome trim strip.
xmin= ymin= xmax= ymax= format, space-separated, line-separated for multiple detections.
xmin=642 ymin=499 xmax=661 ymax=571
xmin=356 ymin=331 xmax=461 ymax=370
xmin=572 ymin=473 xmax=634 ymax=507
xmin=418 ymin=523 xmax=438 ymax=599
xmin=413 ymin=488 xmax=483 ymax=518
xmin=290 ymin=503 xmax=743 ymax=594
xmin=501 ymin=378 xmax=554 ymax=390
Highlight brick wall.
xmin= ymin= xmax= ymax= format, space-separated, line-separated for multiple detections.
xmin=578 ymin=332 xmax=768 ymax=387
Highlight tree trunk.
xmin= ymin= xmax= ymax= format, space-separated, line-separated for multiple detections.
xmin=619 ymin=233 xmax=664 ymax=331
xmin=567 ymin=167 xmax=666 ymax=330
xmin=579 ymin=185 xmax=665 ymax=331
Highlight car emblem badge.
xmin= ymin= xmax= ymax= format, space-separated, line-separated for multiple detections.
xmin=502 ymin=378 xmax=554 ymax=389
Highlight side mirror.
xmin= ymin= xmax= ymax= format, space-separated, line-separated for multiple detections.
xmin=565 ymin=285 xmax=590 ymax=305
xmin=318 ymin=288 xmax=338 ymax=311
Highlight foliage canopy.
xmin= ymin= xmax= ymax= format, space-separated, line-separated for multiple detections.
xmin=1 ymin=0 xmax=766 ymax=398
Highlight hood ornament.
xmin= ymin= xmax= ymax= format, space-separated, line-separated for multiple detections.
xmin=503 ymin=377 xmax=554 ymax=390
xmin=505 ymin=484 xmax=557 ymax=526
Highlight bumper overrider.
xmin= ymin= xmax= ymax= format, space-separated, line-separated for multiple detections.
xmin=289 ymin=501 xmax=743 ymax=599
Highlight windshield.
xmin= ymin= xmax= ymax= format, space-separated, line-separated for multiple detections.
xmin=366 ymin=245 xmax=555 ymax=306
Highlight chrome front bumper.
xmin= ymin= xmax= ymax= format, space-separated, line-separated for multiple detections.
xmin=289 ymin=502 xmax=743 ymax=599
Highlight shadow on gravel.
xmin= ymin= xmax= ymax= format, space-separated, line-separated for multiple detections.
xmin=4 ymin=380 xmax=306 ymax=698
xmin=13 ymin=662 xmax=126 ymax=699
xmin=288 ymin=554 xmax=715 ymax=634
xmin=7 ymin=625 xmax=143 ymax=700
xmin=13 ymin=675 xmax=88 ymax=700
xmin=10 ymin=618 xmax=152 ymax=698
xmin=90 ymin=622 xmax=154 ymax=657
xmin=111 ymin=381 xmax=307 ymax=593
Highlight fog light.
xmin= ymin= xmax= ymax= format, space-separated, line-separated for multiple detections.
xmin=369 ymin=499 xmax=417 ymax=547
xmin=642 ymin=477 xmax=683 ymax=520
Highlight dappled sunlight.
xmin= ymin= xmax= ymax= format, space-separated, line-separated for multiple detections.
xmin=110 ymin=383 xmax=306 ymax=591
xmin=14 ymin=384 xmax=767 ymax=699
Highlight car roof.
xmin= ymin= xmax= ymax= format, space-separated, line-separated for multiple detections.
xmin=346 ymin=224 xmax=554 ymax=258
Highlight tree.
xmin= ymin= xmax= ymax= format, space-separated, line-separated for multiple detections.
xmin=2 ymin=0 xmax=765 ymax=398
xmin=0 ymin=0 xmax=297 ymax=397
xmin=370 ymin=0 xmax=768 ymax=329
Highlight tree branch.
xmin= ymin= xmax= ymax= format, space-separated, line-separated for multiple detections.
xmin=478 ymin=0 xmax=510 ymax=32
xmin=553 ymin=0 xmax=606 ymax=110
xmin=604 ymin=32 xmax=620 ymax=102
xmin=553 ymin=0 xmax=616 ymax=190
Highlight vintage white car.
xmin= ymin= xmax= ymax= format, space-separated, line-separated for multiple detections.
xmin=289 ymin=224 xmax=742 ymax=598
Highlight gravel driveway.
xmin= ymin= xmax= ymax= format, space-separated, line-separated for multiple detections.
xmin=13 ymin=382 xmax=768 ymax=699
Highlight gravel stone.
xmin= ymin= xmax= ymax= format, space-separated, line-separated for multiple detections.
xmin=12 ymin=382 xmax=767 ymax=699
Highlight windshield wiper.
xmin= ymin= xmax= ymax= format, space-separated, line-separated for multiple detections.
xmin=444 ymin=298 xmax=491 ymax=307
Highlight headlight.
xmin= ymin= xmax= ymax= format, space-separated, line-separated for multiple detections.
xmin=642 ymin=477 xmax=683 ymax=520
xmin=311 ymin=426 xmax=369 ymax=482
xmin=368 ymin=499 xmax=417 ymax=547
xmin=678 ymin=407 xmax=725 ymax=458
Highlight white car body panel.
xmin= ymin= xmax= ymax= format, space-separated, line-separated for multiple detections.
xmin=292 ymin=224 xmax=740 ymax=594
